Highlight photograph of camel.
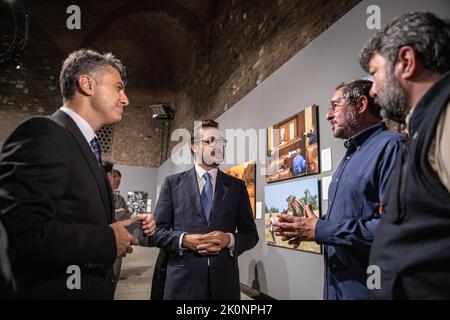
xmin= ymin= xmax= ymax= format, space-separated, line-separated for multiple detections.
xmin=264 ymin=178 xmax=321 ymax=254
xmin=223 ymin=161 xmax=256 ymax=218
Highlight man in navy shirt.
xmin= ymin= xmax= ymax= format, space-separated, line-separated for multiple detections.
xmin=275 ymin=79 xmax=405 ymax=299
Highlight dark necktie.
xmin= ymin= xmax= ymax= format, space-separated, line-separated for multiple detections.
xmin=201 ymin=172 xmax=213 ymax=221
xmin=89 ymin=137 xmax=102 ymax=166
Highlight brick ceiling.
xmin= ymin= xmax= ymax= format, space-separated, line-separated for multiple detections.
xmin=0 ymin=0 xmax=361 ymax=167
xmin=0 ymin=0 xmax=215 ymax=105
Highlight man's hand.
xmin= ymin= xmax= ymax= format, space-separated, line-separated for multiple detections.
xmin=135 ymin=213 xmax=156 ymax=236
xmin=109 ymin=219 xmax=138 ymax=258
xmin=197 ymin=231 xmax=231 ymax=256
xmin=274 ymin=204 xmax=318 ymax=242
xmin=199 ymin=231 xmax=230 ymax=249
xmin=182 ymin=234 xmax=209 ymax=252
xmin=182 ymin=232 xmax=230 ymax=256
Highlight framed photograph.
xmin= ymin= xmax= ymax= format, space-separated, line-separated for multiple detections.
xmin=266 ymin=104 xmax=320 ymax=183
xmin=224 ymin=161 xmax=256 ymax=219
xmin=264 ymin=178 xmax=321 ymax=254
xmin=126 ymin=191 xmax=149 ymax=214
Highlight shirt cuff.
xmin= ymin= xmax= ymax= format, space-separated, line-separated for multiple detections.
xmin=315 ymin=219 xmax=330 ymax=245
xmin=227 ymin=233 xmax=235 ymax=257
xmin=179 ymin=232 xmax=188 ymax=255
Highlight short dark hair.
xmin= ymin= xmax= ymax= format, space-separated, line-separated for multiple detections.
xmin=336 ymin=79 xmax=381 ymax=119
xmin=59 ymin=49 xmax=127 ymax=101
xmin=102 ymin=161 xmax=114 ymax=174
xmin=360 ymin=11 xmax=450 ymax=74
xmin=191 ymin=119 xmax=219 ymax=144
xmin=112 ymin=169 xmax=121 ymax=177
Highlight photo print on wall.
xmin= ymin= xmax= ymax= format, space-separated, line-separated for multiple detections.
xmin=224 ymin=161 xmax=256 ymax=219
xmin=266 ymin=105 xmax=320 ymax=183
xmin=264 ymin=178 xmax=321 ymax=254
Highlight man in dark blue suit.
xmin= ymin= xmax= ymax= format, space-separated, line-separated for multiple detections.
xmin=154 ymin=119 xmax=259 ymax=300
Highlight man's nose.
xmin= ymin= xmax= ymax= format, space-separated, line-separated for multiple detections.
xmin=121 ymin=92 xmax=129 ymax=107
xmin=326 ymin=109 xmax=334 ymax=121
xmin=369 ymin=86 xmax=377 ymax=98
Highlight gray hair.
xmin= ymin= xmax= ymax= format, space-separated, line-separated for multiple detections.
xmin=59 ymin=49 xmax=127 ymax=101
xmin=360 ymin=11 xmax=450 ymax=74
xmin=336 ymin=79 xmax=381 ymax=119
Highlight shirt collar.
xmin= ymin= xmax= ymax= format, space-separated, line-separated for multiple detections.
xmin=60 ymin=106 xmax=97 ymax=144
xmin=344 ymin=122 xmax=386 ymax=154
xmin=405 ymin=107 xmax=415 ymax=129
xmin=195 ymin=163 xmax=219 ymax=182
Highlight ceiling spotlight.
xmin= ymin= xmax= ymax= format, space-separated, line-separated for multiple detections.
xmin=11 ymin=57 xmax=22 ymax=69
xmin=149 ymin=104 xmax=174 ymax=120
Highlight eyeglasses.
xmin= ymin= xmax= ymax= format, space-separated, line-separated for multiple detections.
xmin=327 ymin=96 xmax=348 ymax=113
xmin=199 ymin=137 xmax=228 ymax=147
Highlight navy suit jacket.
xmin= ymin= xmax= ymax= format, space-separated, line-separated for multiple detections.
xmin=154 ymin=167 xmax=258 ymax=300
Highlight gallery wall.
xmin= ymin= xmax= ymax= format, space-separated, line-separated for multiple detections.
xmin=155 ymin=0 xmax=450 ymax=299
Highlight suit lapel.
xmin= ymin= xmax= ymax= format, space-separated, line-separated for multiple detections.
xmin=51 ymin=110 xmax=113 ymax=223
xmin=209 ymin=170 xmax=230 ymax=227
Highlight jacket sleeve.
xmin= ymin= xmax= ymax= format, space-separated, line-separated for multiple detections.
xmin=153 ymin=177 xmax=183 ymax=252
xmin=0 ymin=118 xmax=116 ymax=268
xmin=233 ymin=180 xmax=259 ymax=255
xmin=0 ymin=220 xmax=16 ymax=298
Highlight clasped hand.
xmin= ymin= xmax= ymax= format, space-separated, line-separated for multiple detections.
xmin=182 ymin=231 xmax=231 ymax=256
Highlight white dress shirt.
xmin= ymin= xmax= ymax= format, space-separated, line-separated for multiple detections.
xmin=60 ymin=106 xmax=98 ymax=156
xmin=179 ymin=164 xmax=235 ymax=256
xmin=194 ymin=164 xmax=218 ymax=196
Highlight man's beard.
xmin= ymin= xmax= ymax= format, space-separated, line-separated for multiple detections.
xmin=202 ymin=148 xmax=223 ymax=167
xmin=333 ymin=106 xmax=360 ymax=139
xmin=375 ymin=69 xmax=409 ymax=124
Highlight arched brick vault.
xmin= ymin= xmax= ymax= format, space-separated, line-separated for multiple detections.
xmin=80 ymin=0 xmax=206 ymax=48
xmin=0 ymin=0 xmax=361 ymax=167
xmin=76 ymin=1 xmax=207 ymax=166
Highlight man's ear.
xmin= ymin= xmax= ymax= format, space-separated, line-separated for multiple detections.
xmin=355 ymin=95 xmax=369 ymax=114
xmin=396 ymin=46 xmax=418 ymax=80
xmin=78 ymin=74 xmax=95 ymax=96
